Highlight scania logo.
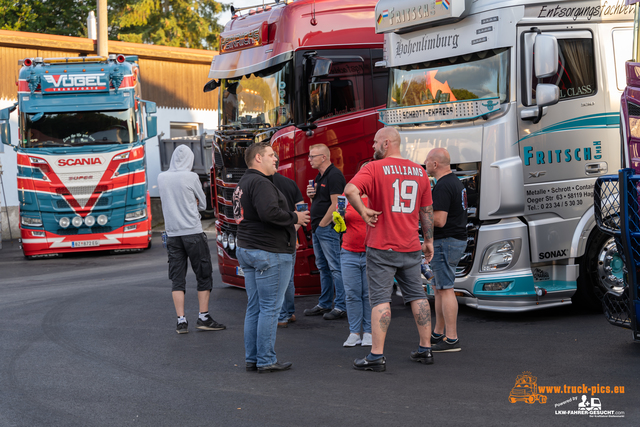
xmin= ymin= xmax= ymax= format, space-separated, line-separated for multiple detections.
xmin=58 ymin=158 xmax=103 ymax=167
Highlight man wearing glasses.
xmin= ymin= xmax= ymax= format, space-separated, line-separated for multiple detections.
xmin=304 ymin=144 xmax=347 ymax=320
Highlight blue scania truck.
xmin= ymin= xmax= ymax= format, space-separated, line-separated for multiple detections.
xmin=0 ymin=54 xmax=157 ymax=258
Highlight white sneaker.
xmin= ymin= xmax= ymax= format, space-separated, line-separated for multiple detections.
xmin=343 ymin=333 xmax=362 ymax=347
xmin=361 ymin=332 xmax=372 ymax=347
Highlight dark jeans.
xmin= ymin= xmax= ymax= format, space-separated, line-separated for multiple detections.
xmin=166 ymin=233 xmax=213 ymax=292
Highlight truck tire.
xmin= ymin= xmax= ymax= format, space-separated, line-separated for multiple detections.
xmin=574 ymin=229 xmax=624 ymax=310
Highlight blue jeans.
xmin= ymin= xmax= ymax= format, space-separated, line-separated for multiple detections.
xmin=341 ymin=249 xmax=371 ymax=334
xmin=431 ymin=237 xmax=467 ymax=290
xmin=278 ymin=252 xmax=296 ymax=322
xmin=236 ymin=247 xmax=293 ymax=367
xmin=312 ymin=225 xmax=345 ymax=311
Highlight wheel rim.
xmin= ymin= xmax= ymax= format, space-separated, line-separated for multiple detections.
xmin=596 ymin=238 xmax=624 ymax=293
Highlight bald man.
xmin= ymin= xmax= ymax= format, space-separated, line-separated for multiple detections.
xmin=425 ymin=148 xmax=467 ymax=353
xmin=345 ymin=127 xmax=435 ymax=372
xmin=304 ymin=143 xmax=347 ymax=320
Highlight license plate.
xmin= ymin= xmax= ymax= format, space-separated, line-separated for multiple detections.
xmin=236 ymin=266 xmax=244 ymax=277
xmin=72 ymin=240 xmax=100 ymax=248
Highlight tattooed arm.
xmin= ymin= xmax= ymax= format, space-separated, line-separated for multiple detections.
xmin=420 ymin=205 xmax=434 ymax=262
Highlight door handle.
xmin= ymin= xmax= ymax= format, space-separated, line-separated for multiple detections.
xmin=585 ymin=162 xmax=607 ymax=175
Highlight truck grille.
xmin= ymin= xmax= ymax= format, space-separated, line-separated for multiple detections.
xmin=216 ymin=185 xmax=235 ymax=202
xmin=217 ymin=202 xmax=235 ymax=220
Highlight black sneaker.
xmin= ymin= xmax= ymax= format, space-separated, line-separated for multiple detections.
xmin=196 ymin=316 xmax=226 ymax=331
xmin=353 ymin=356 xmax=386 ymax=372
xmin=410 ymin=348 xmax=434 ymax=364
xmin=431 ymin=338 xmax=461 ymax=352
xmin=257 ymin=361 xmax=293 ymax=373
xmin=176 ymin=321 xmax=188 ymax=334
xmin=430 ymin=333 xmax=444 ymax=345
xmin=304 ymin=305 xmax=331 ymax=316
xmin=246 ymin=362 xmax=257 ymax=372
xmin=323 ymin=308 xmax=347 ymax=320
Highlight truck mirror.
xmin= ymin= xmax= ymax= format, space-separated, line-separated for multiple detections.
xmin=203 ymin=79 xmax=220 ymax=93
xmin=534 ymin=34 xmax=558 ymax=79
xmin=312 ymin=58 xmax=332 ymax=78
xmin=535 ymin=83 xmax=559 ymax=107
xmin=146 ymin=116 xmax=158 ymax=139
xmin=0 ymin=106 xmax=14 ymax=146
xmin=309 ymin=81 xmax=331 ymax=121
xmin=145 ymin=101 xmax=157 ymax=114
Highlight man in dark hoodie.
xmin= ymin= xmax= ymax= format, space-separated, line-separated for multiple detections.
xmin=158 ymin=144 xmax=226 ymax=334
xmin=233 ymin=142 xmax=310 ymax=373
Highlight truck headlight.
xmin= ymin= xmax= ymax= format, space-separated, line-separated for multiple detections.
xmin=481 ymin=240 xmax=518 ymax=272
xmin=97 ymin=215 xmax=108 ymax=226
xmin=59 ymin=217 xmax=70 ymax=228
xmin=84 ymin=215 xmax=96 ymax=227
xmin=125 ymin=209 xmax=146 ymax=221
xmin=228 ymin=233 xmax=235 ymax=250
xmin=72 ymin=216 xmax=83 ymax=227
xmin=222 ymin=232 xmax=228 ymax=248
xmin=21 ymin=216 xmax=43 ymax=226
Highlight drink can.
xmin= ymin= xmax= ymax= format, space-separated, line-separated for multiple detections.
xmin=297 ymin=203 xmax=308 ymax=212
xmin=337 ymin=196 xmax=347 ymax=215
xmin=421 ymin=258 xmax=434 ymax=280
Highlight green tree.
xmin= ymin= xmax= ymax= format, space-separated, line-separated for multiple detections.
xmin=111 ymin=0 xmax=227 ymax=50
xmin=0 ymin=0 xmax=227 ymax=50
xmin=0 ymin=0 xmax=92 ymax=37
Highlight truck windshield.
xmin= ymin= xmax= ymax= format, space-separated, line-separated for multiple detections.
xmin=388 ymin=48 xmax=509 ymax=108
xmin=21 ymin=109 xmax=137 ymax=148
xmin=220 ymin=61 xmax=293 ymax=128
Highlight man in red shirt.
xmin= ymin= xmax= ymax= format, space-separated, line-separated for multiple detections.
xmin=345 ymin=126 xmax=434 ymax=372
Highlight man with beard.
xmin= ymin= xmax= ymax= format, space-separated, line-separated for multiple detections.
xmin=233 ymin=142 xmax=310 ymax=373
xmin=345 ymin=127 xmax=435 ymax=372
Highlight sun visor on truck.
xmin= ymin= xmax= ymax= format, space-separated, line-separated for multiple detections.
xmin=207 ymin=50 xmax=293 ymax=80
xmin=375 ymin=0 xmax=469 ymax=34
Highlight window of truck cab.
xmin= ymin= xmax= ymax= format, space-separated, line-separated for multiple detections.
xmin=302 ymin=50 xmax=371 ymax=120
xmin=219 ymin=61 xmax=293 ymax=128
xmin=20 ymin=109 xmax=137 ymax=148
xmin=388 ymin=47 xmax=510 ymax=109
xmin=524 ymin=31 xmax=596 ymax=106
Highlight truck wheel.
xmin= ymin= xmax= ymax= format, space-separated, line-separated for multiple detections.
xmin=539 ymin=395 xmax=547 ymax=404
xmin=575 ymin=229 xmax=624 ymax=310
xmin=508 ymin=397 xmax=516 ymax=403
xmin=527 ymin=395 xmax=535 ymax=404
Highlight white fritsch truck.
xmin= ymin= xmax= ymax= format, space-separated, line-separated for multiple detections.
xmin=374 ymin=0 xmax=634 ymax=311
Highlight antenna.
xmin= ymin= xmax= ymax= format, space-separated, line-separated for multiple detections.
xmin=310 ymin=0 xmax=317 ymax=25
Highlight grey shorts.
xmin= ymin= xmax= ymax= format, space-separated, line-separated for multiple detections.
xmin=366 ymin=247 xmax=426 ymax=307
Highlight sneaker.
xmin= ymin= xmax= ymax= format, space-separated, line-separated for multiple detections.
xmin=323 ymin=308 xmax=347 ymax=320
xmin=246 ymin=362 xmax=257 ymax=372
xmin=361 ymin=332 xmax=372 ymax=347
xmin=343 ymin=333 xmax=362 ymax=347
xmin=410 ymin=348 xmax=434 ymax=364
xmin=431 ymin=338 xmax=461 ymax=352
xmin=431 ymin=333 xmax=444 ymax=345
xmin=277 ymin=321 xmax=288 ymax=328
xmin=176 ymin=320 xmax=188 ymax=334
xmin=304 ymin=305 xmax=331 ymax=316
xmin=196 ymin=316 xmax=226 ymax=331
xmin=353 ymin=355 xmax=386 ymax=372
xmin=289 ymin=314 xmax=296 ymax=323
xmin=257 ymin=361 xmax=293 ymax=373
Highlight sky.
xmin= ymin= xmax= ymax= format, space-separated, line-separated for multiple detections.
xmin=218 ymin=0 xmax=263 ymax=27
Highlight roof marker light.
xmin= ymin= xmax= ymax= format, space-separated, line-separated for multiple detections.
xmin=116 ymin=54 xmax=126 ymax=63
xmin=23 ymin=58 xmax=33 ymax=66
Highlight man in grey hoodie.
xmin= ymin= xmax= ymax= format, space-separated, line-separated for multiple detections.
xmin=158 ymin=144 xmax=225 ymax=334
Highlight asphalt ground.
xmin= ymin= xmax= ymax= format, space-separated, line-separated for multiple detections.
xmin=1 ymin=232 xmax=639 ymax=426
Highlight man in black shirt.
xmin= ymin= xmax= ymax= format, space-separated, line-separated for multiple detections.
xmin=233 ymin=142 xmax=309 ymax=373
xmin=273 ymin=156 xmax=304 ymax=328
xmin=304 ymin=143 xmax=347 ymax=320
xmin=425 ymin=148 xmax=467 ymax=353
